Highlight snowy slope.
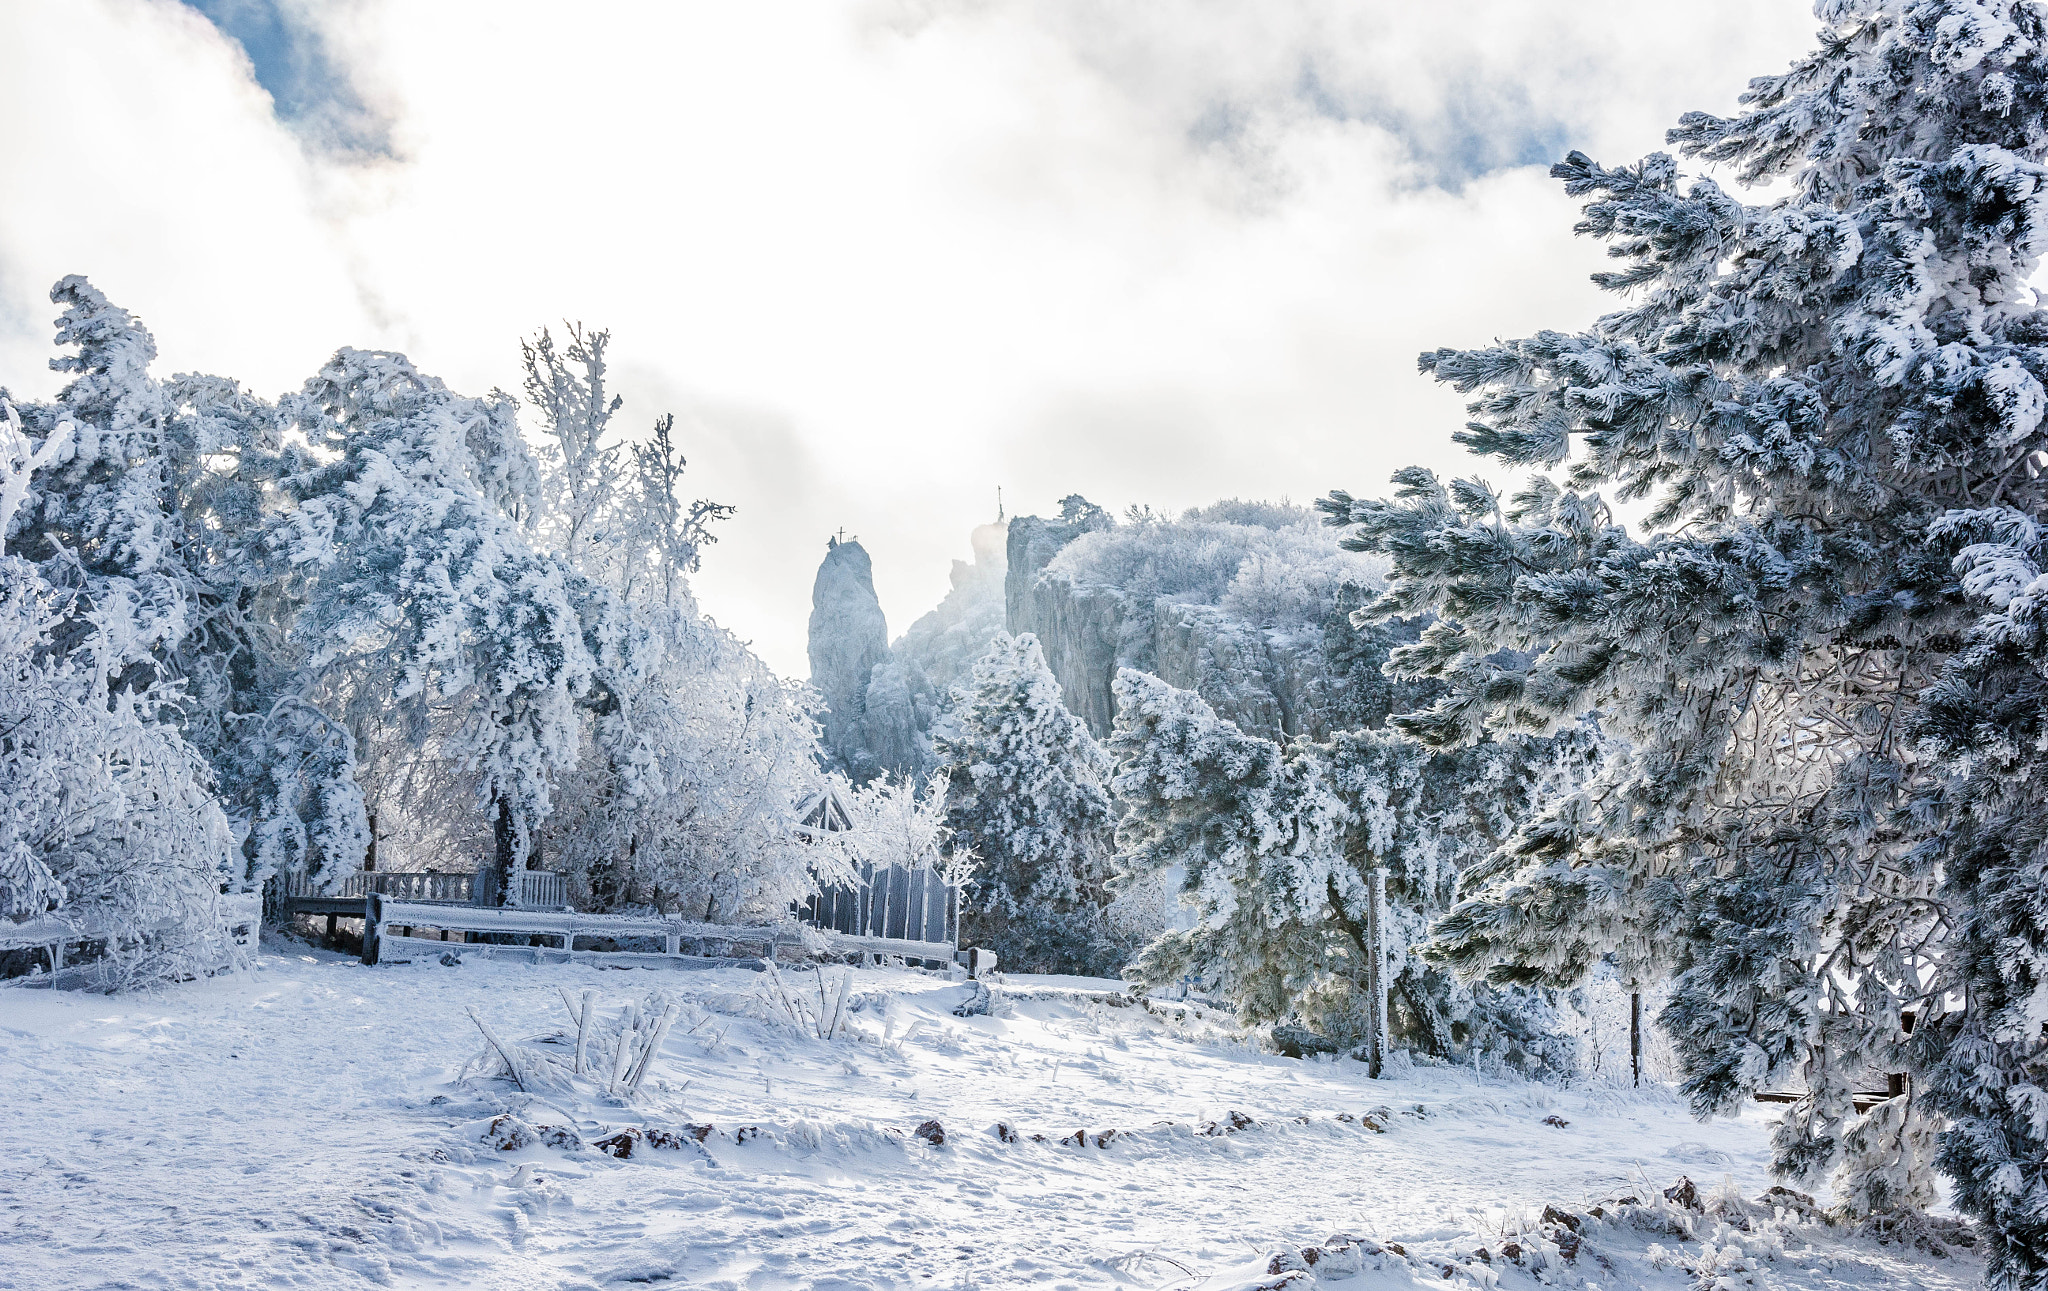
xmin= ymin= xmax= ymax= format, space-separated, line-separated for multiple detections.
xmin=0 ymin=944 xmax=1980 ymax=1290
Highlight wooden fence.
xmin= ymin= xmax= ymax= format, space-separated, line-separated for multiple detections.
xmin=277 ymin=869 xmax=567 ymax=910
xmin=798 ymin=862 xmax=957 ymax=946
xmin=363 ymin=896 xmax=962 ymax=972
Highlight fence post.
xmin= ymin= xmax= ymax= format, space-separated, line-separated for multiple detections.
xmin=361 ymin=893 xmax=383 ymax=966
xmin=1366 ymin=867 xmax=1389 ymax=1079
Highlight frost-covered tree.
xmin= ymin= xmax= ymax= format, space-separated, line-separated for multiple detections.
xmin=840 ymin=770 xmax=971 ymax=885
xmin=624 ymin=414 xmax=733 ymax=609
xmin=1320 ymin=0 xmax=2048 ymax=1226
xmin=937 ymin=633 xmax=1124 ymax=976
xmin=1108 ymin=669 xmax=1588 ymax=1066
xmin=544 ymin=607 xmax=843 ymax=920
xmin=2 ymin=278 xmax=364 ymax=894
xmin=1918 ymin=510 xmax=2048 ymax=1280
xmin=524 ymin=323 xmax=624 ymax=572
xmin=274 ymin=349 xmax=601 ymax=901
xmin=0 ymin=403 xmax=235 ymax=978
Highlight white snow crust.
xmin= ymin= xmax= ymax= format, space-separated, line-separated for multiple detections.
xmin=0 ymin=947 xmax=1981 ymax=1290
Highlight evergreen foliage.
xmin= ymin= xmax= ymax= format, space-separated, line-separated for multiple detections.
xmin=1320 ymin=0 xmax=2048 ymax=1238
xmin=937 ymin=633 xmax=1126 ymax=976
xmin=1107 ymin=668 xmax=1590 ymax=1068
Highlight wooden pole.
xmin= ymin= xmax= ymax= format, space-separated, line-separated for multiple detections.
xmin=360 ymin=893 xmax=382 ymax=966
xmin=1366 ymin=867 xmax=1389 ymax=1079
xmin=1631 ymin=992 xmax=1643 ymax=1088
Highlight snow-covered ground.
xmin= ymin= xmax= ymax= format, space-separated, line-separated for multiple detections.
xmin=1 ymin=942 xmax=1981 ymax=1290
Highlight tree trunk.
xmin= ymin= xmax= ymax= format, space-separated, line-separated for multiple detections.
xmin=363 ymin=812 xmax=377 ymax=872
xmin=492 ymin=794 xmax=516 ymax=908
xmin=1631 ymin=992 xmax=1643 ymax=1088
xmin=1365 ymin=867 xmax=1390 ymax=1079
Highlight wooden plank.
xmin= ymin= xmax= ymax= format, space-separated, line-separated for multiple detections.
xmin=811 ymin=927 xmax=957 ymax=961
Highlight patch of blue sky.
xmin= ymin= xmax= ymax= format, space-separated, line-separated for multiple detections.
xmin=1191 ymin=57 xmax=1579 ymax=191
xmin=181 ymin=0 xmax=391 ymax=156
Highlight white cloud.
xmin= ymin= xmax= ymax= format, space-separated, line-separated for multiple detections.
xmin=0 ymin=0 xmax=1819 ymax=675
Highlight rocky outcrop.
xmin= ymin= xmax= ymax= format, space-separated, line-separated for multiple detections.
xmin=807 ymin=538 xmax=934 ymax=781
xmin=815 ymin=499 xmax=1399 ymax=761
xmin=894 ymin=517 xmax=1008 ymax=697
xmin=808 ymin=539 xmax=890 ymax=766
xmin=1002 ymin=505 xmax=1394 ymax=741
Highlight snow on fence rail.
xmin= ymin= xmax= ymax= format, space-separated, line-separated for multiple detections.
xmin=362 ymin=896 xmax=960 ymax=972
xmin=2 ymin=892 xmax=260 ymax=987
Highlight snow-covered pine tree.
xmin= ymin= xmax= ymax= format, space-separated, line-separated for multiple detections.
xmin=1108 ymin=668 xmax=1586 ymax=1066
xmin=936 ymin=632 xmax=1124 ymax=976
xmin=1917 ymin=511 xmax=2048 ymax=1282
xmin=1321 ymin=0 xmax=2048 ymax=1223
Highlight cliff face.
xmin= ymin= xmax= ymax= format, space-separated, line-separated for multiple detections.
xmin=807 ymin=539 xmax=934 ymax=781
xmin=808 ymin=539 xmax=890 ymax=763
xmin=894 ymin=518 xmax=1008 ymax=697
xmin=812 ymin=501 xmax=1399 ymax=767
xmin=1002 ymin=505 xmax=1395 ymax=742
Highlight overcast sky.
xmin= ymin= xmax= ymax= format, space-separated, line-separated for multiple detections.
xmin=0 ymin=1 xmax=1821 ymax=677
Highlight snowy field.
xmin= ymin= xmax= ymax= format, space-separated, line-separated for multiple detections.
xmin=1 ymin=944 xmax=1979 ymax=1291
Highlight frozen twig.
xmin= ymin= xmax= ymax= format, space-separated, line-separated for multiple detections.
xmin=626 ymin=1002 xmax=681 ymax=1093
xmin=574 ymin=989 xmax=594 ymax=1075
xmin=467 ymin=1007 xmax=530 ymax=1092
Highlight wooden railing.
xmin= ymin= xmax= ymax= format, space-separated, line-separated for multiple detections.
xmin=362 ymin=898 xmax=963 ymax=971
xmin=515 ymin=870 xmax=567 ymax=910
xmin=797 ymin=862 xmax=957 ymax=950
xmin=277 ymin=869 xmax=566 ymax=909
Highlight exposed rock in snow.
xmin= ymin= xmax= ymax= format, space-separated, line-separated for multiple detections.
xmin=893 ymin=515 xmax=1008 ymax=696
xmin=1002 ymin=499 xmax=1391 ymax=740
xmin=808 ymin=538 xmax=890 ymax=764
xmin=806 ymin=538 xmax=934 ymax=780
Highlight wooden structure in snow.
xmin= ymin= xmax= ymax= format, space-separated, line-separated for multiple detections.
xmin=360 ymin=897 xmax=963 ymax=971
xmin=275 ymin=868 xmax=568 ymax=949
xmin=791 ymin=786 xmax=962 ymax=952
